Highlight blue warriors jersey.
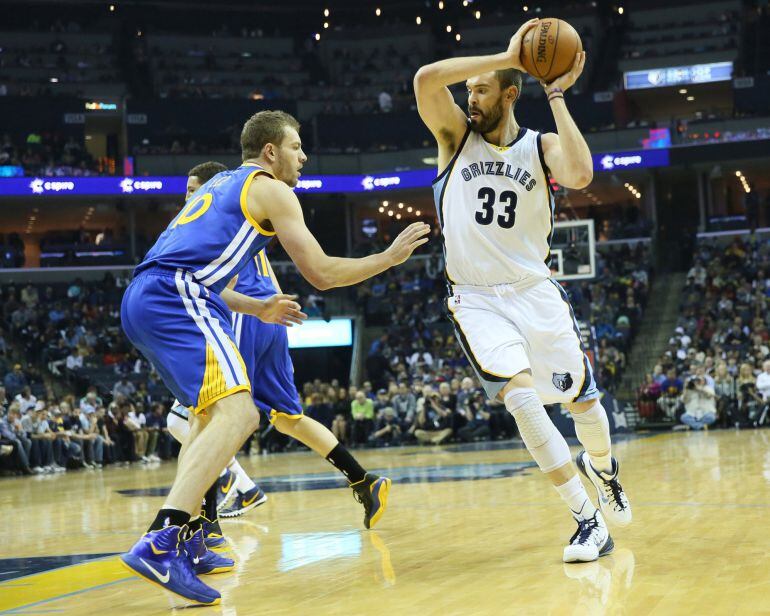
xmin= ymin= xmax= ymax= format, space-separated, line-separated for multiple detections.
xmin=136 ymin=163 xmax=276 ymax=294
xmin=233 ymin=249 xmax=277 ymax=299
xmin=230 ymin=249 xmax=303 ymax=418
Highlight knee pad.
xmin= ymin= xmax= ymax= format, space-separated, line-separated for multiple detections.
xmin=571 ymin=401 xmax=611 ymax=454
xmin=504 ymin=387 xmax=571 ymax=473
xmin=166 ymin=406 xmax=191 ymax=444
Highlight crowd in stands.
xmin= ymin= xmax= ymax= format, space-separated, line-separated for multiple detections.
xmin=1 ymin=132 xmax=101 ymax=176
xmin=0 ymin=274 xmax=181 ymax=474
xmin=0 ymin=381 xmax=175 ymax=474
xmin=637 ymin=235 xmax=770 ymax=430
xmin=258 ymin=375 xmax=516 ymax=454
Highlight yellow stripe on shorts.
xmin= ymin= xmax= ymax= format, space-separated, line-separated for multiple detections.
xmin=198 ymin=342 xmax=227 ymax=409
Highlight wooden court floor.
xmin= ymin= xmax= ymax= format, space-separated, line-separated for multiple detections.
xmin=2 ymin=429 xmax=770 ymax=615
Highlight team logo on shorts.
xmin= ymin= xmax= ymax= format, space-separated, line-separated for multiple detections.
xmin=552 ymin=372 xmax=573 ymax=392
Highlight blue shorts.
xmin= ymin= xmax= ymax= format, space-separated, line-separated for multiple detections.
xmin=121 ymin=266 xmax=251 ymax=413
xmin=232 ymin=312 xmax=303 ymax=423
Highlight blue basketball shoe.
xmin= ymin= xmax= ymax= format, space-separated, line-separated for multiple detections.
xmin=185 ymin=528 xmax=235 ymax=575
xmin=350 ymin=473 xmax=391 ymax=529
xmin=119 ymin=525 xmax=220 ymax=605
xmin=216 ymin=468 xmax=239 ymax=512
xmin=219 ymin=486 xmax=268 ymax=519
xmin=202 ymin=516 xmax=228 ymax=551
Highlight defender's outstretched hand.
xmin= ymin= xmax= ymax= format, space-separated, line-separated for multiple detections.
xmin=386 ymin=223 xmax=431 ymax=266
xmin=256 ymin=294 xmax=308 ymax=327
xmin=505 ymin=18 xmax=540 ymax=72
xmin=541 ymin=51 xmax=586 ymax=92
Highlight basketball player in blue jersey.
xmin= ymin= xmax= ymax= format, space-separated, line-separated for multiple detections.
xmin=161 ymin=162 xmax=268 ymax=557
xmin=119 ymin=110 xmax=430 ymax=605
xmin=414 ymin=19 xmax=630 ymax=564
xmin=182 ymin=162 xmax=391 ymax=527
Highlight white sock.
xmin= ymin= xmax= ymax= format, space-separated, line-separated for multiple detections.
xmin=572 ymin=401 xmax=613 ymax=473
xmin=219 ymin=468 xmax=227 ymax=478
xmin=228 ymin=458 xmax=256 ymax=494
xmin=554 ymin=475 xmax=597 ymax=521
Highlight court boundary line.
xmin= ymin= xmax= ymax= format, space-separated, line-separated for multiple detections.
xmin=0 ymin=578 xmax=132 ymax=615
xmin=0 ymin=553 xmax=119 ymax=585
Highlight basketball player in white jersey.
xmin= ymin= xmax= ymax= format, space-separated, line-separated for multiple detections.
xmin=414 ymin=18 xmax=631 ymax=563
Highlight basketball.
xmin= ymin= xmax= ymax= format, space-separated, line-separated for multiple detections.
xmin=520 ymin=18 xmax=582 ymax=83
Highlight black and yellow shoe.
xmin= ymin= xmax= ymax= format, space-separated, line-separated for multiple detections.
xmin=201 ymin=516 xmax=228 ymax=551
xmin=219 ymin=486 xmax=268 ymax=519
xmin=351 ymin=473 xmax=391 ymax=529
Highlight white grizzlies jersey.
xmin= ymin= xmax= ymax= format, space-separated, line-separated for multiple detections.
xmin=432 ymin=126 xmax=554 ymax=287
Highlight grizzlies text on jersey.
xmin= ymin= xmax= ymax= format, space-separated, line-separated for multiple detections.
xmin=433 ymin=126 xmax=554 ymax=287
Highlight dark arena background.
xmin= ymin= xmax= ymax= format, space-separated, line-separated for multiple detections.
xmin=1 ymin=0 xmax=770 ymax=613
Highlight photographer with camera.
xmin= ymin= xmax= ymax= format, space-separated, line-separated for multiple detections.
xmin=410 ymin=386 xmax=453 ymax=445
xmin=679 ymin=375 xmax=717 ymax=431
xmin=456 ymin=389 xmax=492 ymax=442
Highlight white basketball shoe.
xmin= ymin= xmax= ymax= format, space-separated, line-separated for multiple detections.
xmin=576 ymin=451 xmax=632 ymax=527
xmin=563 ymin=510 xmax=614 ymax=563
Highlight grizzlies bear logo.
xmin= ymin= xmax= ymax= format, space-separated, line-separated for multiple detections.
xmin=552 ymin=372 xmax=573 ymax=392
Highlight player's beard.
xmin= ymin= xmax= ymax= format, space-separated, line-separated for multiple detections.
xmin=274 ymin=152 xmax=298 ymax=187
xmin=469 ymin=98 xmax=504 ymax=134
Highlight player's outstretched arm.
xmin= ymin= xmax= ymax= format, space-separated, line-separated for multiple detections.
xmin=220 ymin=287 xmax=307 ymax=326
xmin=414 ymin=18 xmax=538 ymax=150
xmin=540 ymin=52 xmax=593 ymax=189
xmin=253 ymin=179 xmax=430 ymax=290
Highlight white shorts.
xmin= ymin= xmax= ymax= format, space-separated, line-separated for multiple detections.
xmin=446 ymin=278 xmax=599 ymax=404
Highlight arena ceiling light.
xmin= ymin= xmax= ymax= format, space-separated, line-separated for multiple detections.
xmin=375 ymin=7 xmax=381 ymax=16
xmin=736 ymin=171 xmax=750 ymax=193
xmin=416 ymin=210 xmax=422 ymax=216
xmin=456 ymin=33 xmax=462 ymax=42
xmin=475 ymin=10 xmax=481 ymax=19
xmin=416 ymin=16 xmax=422 ymax=25
xmin=438 ymin=1 xmax=444 ymax=9
xmin=625 ymin=182 xmax=641 ymax=199
xmin=324 ymin=8 xmax=329 ymax=17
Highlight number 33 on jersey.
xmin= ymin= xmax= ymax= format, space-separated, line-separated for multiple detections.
xmin=432 ymin=127 xmax=555 ymax=287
